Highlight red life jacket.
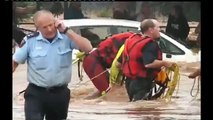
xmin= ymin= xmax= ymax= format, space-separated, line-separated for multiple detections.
xmin=122 ymin=34 xmax=162 ymax=79
xmin=97 ymin=32 xmax=135 ymax=68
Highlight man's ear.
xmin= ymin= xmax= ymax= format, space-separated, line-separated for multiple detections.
xmin=34 ymin=24 xmax=39 ymax=31
xmin=148 ymin=27 xmax=153 ymax=33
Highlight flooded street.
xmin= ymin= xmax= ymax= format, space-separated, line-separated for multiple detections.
xmin=13 ymin=62 xmax=200 ymax=120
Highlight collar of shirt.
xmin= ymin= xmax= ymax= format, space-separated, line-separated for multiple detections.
xmin=35 ymin=30 xmax=63 ymax=42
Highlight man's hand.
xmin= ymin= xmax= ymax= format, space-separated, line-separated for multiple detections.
xmin=188 ymin=68 xmax=200 ymax=79
xmin=54 ymin=19 xmax=67 ymax=33
xmin=56 ymin=19 xmax=93 ymax=53
xmin=145 ymin=60 xmax=175 ymax=69
xmin=163 ymin=61 xmax=175 ymax=68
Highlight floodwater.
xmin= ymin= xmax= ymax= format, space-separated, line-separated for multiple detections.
xmin=13 ymin=62 xmax=200 ymax=120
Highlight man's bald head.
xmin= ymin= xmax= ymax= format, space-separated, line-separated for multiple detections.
xmin=140 ymin=19 xmax=158 ymax=34
xmin=140 ymin=19 xmax=161 ymax=39
xmin=32 ymin=10 xmax=57 ymax=40
xmin=33 ymin=10 xmax=55 ymax=27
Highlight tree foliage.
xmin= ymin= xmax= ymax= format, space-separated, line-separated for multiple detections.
xmin=14 ymin=2 xmax=200 ymax=22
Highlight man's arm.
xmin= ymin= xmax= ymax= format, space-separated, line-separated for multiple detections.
xmin=165 ymin=15 xmax=172 ymax=34
xmin=188 ymin=68 xmax=200 ymax=79
xmin=145 ymin=60 xmax=173 ymax=68
xmin=65 ymin=29 xmax=92 ymax=53
xmin=13 ymin=61 xmax=19 ymax=73
xmin=13 ymin=36 xmax=29 ymax=72
xmin=116 ymin=60 xmax=122 ymax=69
xmin=142 ymin=42 xmax=174 ymax=69
xmin=115 ymin=53 xmax=123 ymax=69
xmin=55 ymin=20 xmax=93 ymax=53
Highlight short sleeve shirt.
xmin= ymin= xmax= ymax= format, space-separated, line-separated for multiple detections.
xmin=13 ymin=31 xmax=79 ymax=87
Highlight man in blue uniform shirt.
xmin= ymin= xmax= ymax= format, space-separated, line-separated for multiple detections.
xmin=12 ymin=10 xmax=92 ymax=120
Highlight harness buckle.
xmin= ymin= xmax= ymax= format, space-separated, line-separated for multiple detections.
xmin=125 ymin=55 xmax=129 ymax=61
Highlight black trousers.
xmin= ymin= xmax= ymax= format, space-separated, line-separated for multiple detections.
xmin=24 ymin=84 xmax=70 ymax=120
xmin=125 ymin=77 xmax=153 ymax=102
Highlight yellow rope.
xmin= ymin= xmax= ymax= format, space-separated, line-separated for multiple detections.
xmin=90 ymin=69 xmax=109 ymax=81
xmin=71 ymin=69 xmax=109 ymax=91
xmin=71 ymin=67 xmax=109 ymax=92
xmin=72 ymin=51 xmax=112 ymax=98
xmin=163 ymin=63 xmax=181 ymax=102
xmin=89 ymin=69 xmax=111 ymax=97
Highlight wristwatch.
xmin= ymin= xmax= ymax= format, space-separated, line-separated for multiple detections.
xmin=63 ymin=27 xmax=69 ymax=34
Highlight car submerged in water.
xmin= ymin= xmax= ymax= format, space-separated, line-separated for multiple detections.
xmin=63 ymin=18 xmax=200 ymax=63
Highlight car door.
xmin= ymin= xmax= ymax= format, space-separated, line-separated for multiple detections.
xmin=158 ymin=36 xmax=189 ymax=62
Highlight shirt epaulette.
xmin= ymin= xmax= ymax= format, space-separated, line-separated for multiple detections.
xmin=26 ymin=32 xmax=39 ymax=39
xmin=19 ymin=32 xmax=39 ymax=48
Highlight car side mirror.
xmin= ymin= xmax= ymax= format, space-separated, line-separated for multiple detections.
xmin=166 ymin=54 xmax=172 ymax=58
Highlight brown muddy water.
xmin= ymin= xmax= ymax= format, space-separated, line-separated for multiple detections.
xmin=13 ymin=62 xmax=200 ymax=120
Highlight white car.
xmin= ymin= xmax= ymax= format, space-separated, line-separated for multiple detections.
xmin=63 ymin=19 xmax=200 ymax=63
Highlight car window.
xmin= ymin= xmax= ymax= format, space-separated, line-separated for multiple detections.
xmin=117 ymin=27 xmax=140 ymax=34
xmin=158 ymin=37 xmax=185 ymax=55
xmin=71 ymin=26 xmax=139 ymax=47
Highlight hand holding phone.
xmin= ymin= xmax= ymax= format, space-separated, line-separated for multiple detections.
xmin=54 ymin=19 xmax=67 ymax=33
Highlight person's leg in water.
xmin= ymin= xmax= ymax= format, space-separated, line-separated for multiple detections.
xmin=83 ymin=50 xmax=111 ymax=99
xmin=125 ymin=78 xmax=133 ymax=102
xmin=130 ymin=78 xmax=153 ymax=102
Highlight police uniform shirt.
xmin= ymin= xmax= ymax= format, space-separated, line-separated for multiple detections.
xmin=13 ymin=31 xmax=79 ymax=87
